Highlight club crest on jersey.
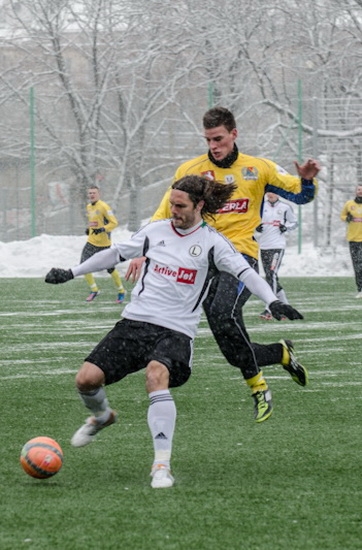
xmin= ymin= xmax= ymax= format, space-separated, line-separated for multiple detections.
xmin=224 ymin=175 xmax=235 ymax=184
xmin=201 ymin=170 xmax=215 ymax=180
xmin=242 ymin=167 xmax=258 ymax=180
xmin=154 ymin=264 xmax=197 ymax=285
xmin=189 ymin=245 xmax=202 ymax=257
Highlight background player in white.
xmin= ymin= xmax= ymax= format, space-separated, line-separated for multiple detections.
xmin=255 ymin=192 xmax=298 ymax=319
xmin=45 ymin=175 xmax=303 ymax=489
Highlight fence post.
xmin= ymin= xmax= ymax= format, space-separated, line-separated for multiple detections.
xmin=297 ymin=79 xmax=303 ymax=254
xmin=29 ymin=86 xmax=36 ymax=238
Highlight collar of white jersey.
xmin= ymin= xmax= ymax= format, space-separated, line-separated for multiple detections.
xmin=171 ymin=220 xmax=206 ymax=236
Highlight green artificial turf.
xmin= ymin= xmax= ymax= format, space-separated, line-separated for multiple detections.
xmin=0 ymin=277 xmax=361 ymax=549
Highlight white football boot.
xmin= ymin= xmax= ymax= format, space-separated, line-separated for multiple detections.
xmin=71 ymin=410 xmax=117 ymax=447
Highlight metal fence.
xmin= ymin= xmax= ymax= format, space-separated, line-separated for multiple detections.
xmin=1 ymin=97 xmax=361 ymax=246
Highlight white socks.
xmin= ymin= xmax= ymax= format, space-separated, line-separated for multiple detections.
xmin=78 ymin=387 xmax=111 ymax=422
xmin=148 ymin=390 xmax=176 ymax=467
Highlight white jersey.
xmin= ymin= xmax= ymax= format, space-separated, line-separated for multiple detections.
xmin=72 ymin=219 xmax=277 ymax=338
xmin=256 ymin=199 xmax=298 ymax=250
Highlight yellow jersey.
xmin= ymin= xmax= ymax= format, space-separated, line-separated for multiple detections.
xmin=86 ymin=199 xmax=118 ymax=247
xmin=152 ymin=153 xmax=317 ymax=259
xmin=340 ymin=199 xmax=362 ymax=242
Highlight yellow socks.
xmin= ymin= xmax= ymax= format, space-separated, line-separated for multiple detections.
xmin=111 ymin=270 xmax=125 ymax=292
xmin=84 ymin=273 xmax=98 ymax=292
xmin=246 ymin=371 xmax=268 ymax=393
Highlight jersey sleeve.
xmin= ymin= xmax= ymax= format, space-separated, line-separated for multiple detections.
xmin=263 ymin=159 xmax=318 ymax=204
xmin=101 ymin=202 xmax=119 ymax=232
xmin=340 ymin=202 xmax=349 ymax=221
xmin=285 ymin=204 xmax=298 ymax=231
xmin=266 ymin=178 xmax=317 ymax=205
xmin=112 ymin=223 xmax=152 ymax=259
xmin=72 ymin=247 xmax=120 ymax=277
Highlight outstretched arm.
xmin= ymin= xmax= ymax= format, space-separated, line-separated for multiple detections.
xmin=45 ymin=247 xmax=120 ymax=284
xmin=239 ymin=266 xmax=303 ymax=321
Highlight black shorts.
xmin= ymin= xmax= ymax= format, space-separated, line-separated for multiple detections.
xmin=85 ymin=319 xmax=193 ymax=388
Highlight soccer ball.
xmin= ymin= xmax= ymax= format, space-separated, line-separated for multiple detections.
xmin=20 ymin=436 xmax=63 ymax=479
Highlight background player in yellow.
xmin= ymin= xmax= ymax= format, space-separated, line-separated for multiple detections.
xmin=340 ymin=184 xmax=362 ymax=298
xmin=82 ymin=185 xmax=126 ymax=303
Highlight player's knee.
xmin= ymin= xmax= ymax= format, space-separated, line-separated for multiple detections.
xmin=75 ymin=361 xmax=104 ymax=392
xmin=146 ymin=361 xmax=169 ymax=392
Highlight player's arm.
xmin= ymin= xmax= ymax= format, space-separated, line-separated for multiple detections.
xmin=340 ymin=203 xmax=353 ymax=222
xmin=214 ymin=238 xmax=303 ymax=321
xmin=45 ymin=248 xmax=121 ymax=284
xmin=283 ymin=205 xmax=298 ymax=232
xmin=266 ymin=159 xmax=320 ymax=205
xmin=102 ymin=203 xmax=119 ymax=232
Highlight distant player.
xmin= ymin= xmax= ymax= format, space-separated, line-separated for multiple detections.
xmin=82 ymin=185 xmax=126 ymax=303
xmin=45 ymin=175 xmax=303 ymax=489
xmin=255 ymin=192 xmax=298 ymax=319
xmin=340 ymin=184 xmax=362 ymax=298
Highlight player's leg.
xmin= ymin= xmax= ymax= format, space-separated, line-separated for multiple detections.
xmin=146 ymin=361 xmax=175 ymax=489
xmin=70 ymin=319 xmax=138 ymax=447
xmin=270 ymin=249 xmax=289 ymax=304
xmin=81 ymin=243 xmax=100 ymax=301
xmin=350 ymin=242 xmax=362 ymax=296
xmin=147 ymin=328 xmax=192 ymax=488
xmin=259 ymin=249 xmax=275 ymax=319
xmin=71 ymin=361 xmax=117 ymax=447
xmin=107 ymin=267 xmax=126 ymax=303
xmin=203 ymin=271 xmax=273 ymax=422
xmin=355 ymin=242 xmax=362 ymax=295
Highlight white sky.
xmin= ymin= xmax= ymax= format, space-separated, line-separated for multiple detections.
xmin=0 ymin=224 xmax=354 ymax=278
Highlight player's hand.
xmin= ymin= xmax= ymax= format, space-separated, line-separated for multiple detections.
xmin=269 ymin=300 xmax=303 ymax=321
xmin=125 ymin=257 xmax=146 ymax=283
xmin=279 ymin=224 xmax=287 ymax=233
xmin=45 ymin=268 xmax=74 ymax=284
xmin=346 ymin=212 xmax=353 ymax=222
xmin=92 ymin=227 xmax=105 ymax=235
xmin=294 ymin=159 xmax=320 ymax=179
xmin=255 ymin=224 xmax=263 ymax=233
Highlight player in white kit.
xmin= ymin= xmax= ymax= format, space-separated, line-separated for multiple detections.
xmin=45 ymin=175 xmax=303 ymax=489
xmin=255 ymin=192 xmax=298 ymax=319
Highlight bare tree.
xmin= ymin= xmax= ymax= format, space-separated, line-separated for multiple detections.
xmin=1 ymin=0 xmax=362 ymax=242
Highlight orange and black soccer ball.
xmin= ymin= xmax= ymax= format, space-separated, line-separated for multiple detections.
xmin=20 ymin=436 xmax=63 ymax=479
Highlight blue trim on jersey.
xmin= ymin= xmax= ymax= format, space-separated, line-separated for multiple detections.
xmin=266 ymin=178 xmax=315 ymax=204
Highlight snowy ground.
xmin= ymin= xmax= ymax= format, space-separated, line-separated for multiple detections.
xmin=0 ymin=225 xmax=354 ymax=278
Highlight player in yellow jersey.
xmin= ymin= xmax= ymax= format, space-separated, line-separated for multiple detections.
xmin=340 ymin=184 xmax=362 ymax=298
xmin=127 ymin=107 xmax=320 ymax=423
xmin=81 ymin=185 xmax=126 ymax=303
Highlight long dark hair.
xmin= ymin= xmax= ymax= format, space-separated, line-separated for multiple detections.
xmin=171 ymin=175 xmax=237 ymax=219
